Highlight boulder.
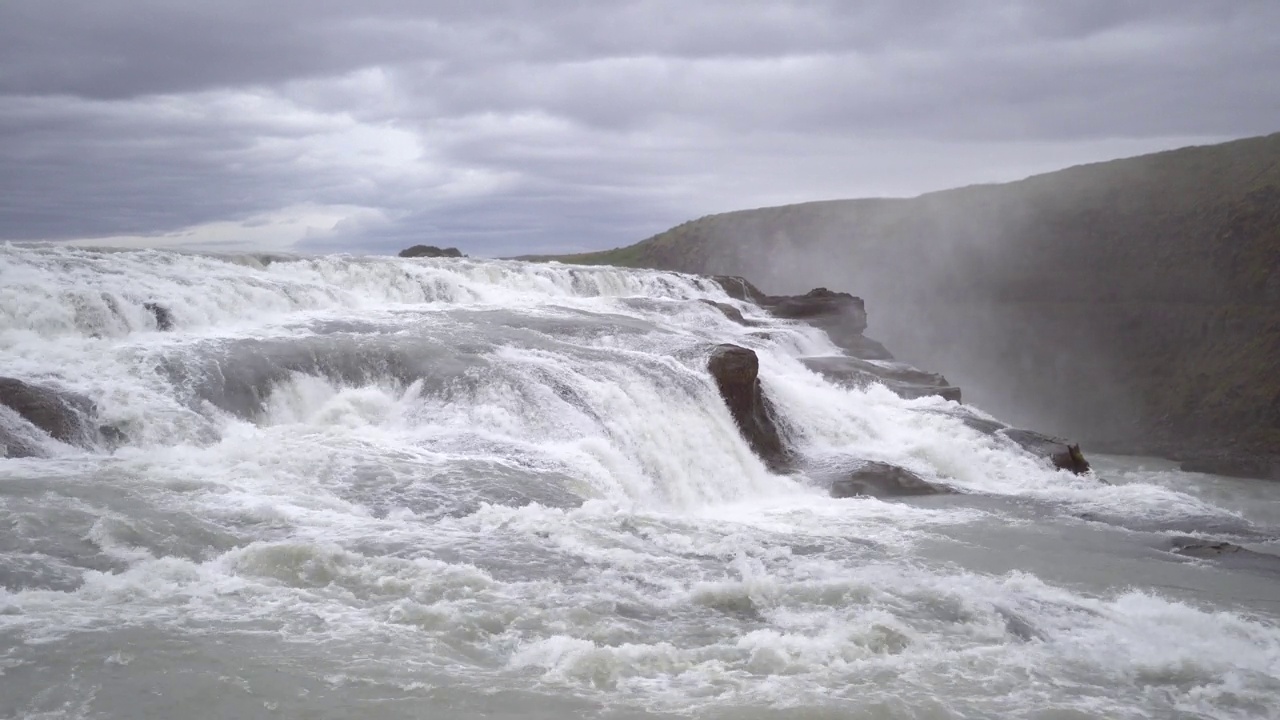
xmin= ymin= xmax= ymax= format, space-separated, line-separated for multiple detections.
xmin=915 ymin=406 xmax=1009 ymax=436
xmin=98 ymin=423 xmax=128 ymax=449
xmin=706 ymin=344 xmax=788 ymax=472
xmin=398 ymin=245 xmax=465 ymax=259
xmin=1000 ymin=428 xmax=1091 ymax=474
xmin=802 ymin=356 xmax=961 ymax=403
xmin=0 ymin=377 xmax=99 ymax=453
xmin=1169 ymin=537 xmax=1280 ymax=574
xmin=708 ymin=282 xmax=886 ymax=358
xmin=144 ymin=302 xmax=174 ymax=331
xmin=766 ymin=288 xmax=868 ymax=330
xmin=1171 ymin=538 xmax=1247 ymax=559
xmin=829 ymin=460 xmax=953 ymax=498
xmin=0 ymin=422 xmax=42 ymax=458
xmin=710 ymin=275 xmax=769 ymax=305
xmin=699 ymin=299 xmax=747 ymax=325
xmin=830 ymin=333 xmax=895 ymax=361
xmin=758 ymin=287 xmax=881 ymax=359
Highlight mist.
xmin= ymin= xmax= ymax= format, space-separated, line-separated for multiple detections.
xmin=692 ymin=197 xmax=1135 ymax=442
xmin=655 ymin=134 xmax=1280 ymax=450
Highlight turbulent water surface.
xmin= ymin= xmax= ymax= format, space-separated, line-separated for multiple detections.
xmin=2 ymin=245 xmax=1279 ymax=719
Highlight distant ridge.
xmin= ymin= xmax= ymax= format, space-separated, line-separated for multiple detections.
xmin=529 ymin=133 xmax=1280 ymax=473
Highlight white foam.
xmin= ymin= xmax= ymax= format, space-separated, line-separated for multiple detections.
xmin=3 ymin=246 xmax=1279 ymax=718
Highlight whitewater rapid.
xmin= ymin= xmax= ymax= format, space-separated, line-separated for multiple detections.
xmin=1 ymin=244 xmax=1278 ymax=719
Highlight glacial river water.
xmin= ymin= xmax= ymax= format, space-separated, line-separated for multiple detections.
xmin=1 ymin=246 xmax=1278 ymax=719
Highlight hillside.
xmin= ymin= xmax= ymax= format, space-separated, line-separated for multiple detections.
xmin=531 ymin=133 xmax=1280 ymax=474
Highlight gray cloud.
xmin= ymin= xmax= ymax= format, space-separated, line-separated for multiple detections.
xmin=1 ymin=0 xmax=1277 ymax=254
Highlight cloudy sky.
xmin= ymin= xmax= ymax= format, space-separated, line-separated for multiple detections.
xmin=2 ymin=1 xmax=1277 ymax=257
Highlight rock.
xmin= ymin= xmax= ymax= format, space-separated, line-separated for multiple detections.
xmin=757 ymin=287 xmax=880 ymax=359
xmin=918 ymin=409 xmax=1105 ymax=480
xmin=766 ymin=288 xmax=868 ymax=331
xmin=831 ymin=333 xmax=895 ymax=361
xmin=896 ymin=385 xmax=962 ymax=403
xmin=0 ymin=377 xmax=99 ymax=450
xmin=1171 ymin=538 xmax=1246 ymax=558
xmin=699 ymin=299 xmax=747 ymax=325
xmin=710 ymin=275 xmax=769 ymax=304
xmin=829 ymin=460 xmax=953 ymax=498
xmin=916 ymin=406 xmax=1009 ymax=436
xmin=98 ymin=423 xmax=128 ymax=449
xmin=0 ymin=423 xmax=42 ymax=458
xmin=144 ymin=302 xmax=174 ymax=331
xmin=1000 ymin=428 xmax=1091 ymax=474
xmin=398 ymin=245 xmax=465 ymax=259
xmin=1168 ymin=537 xmax=1280 ymax=575
xmin=802 ymin=356 xmax=961 ymax=403
xmin=709 ymin=282 xmax=886 ymax=359
xmin=706 ymin=344 xmax=788 ymax=472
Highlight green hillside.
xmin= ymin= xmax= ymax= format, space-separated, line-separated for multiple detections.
xmin=531 ymin=133 xmax=1280 ymax=468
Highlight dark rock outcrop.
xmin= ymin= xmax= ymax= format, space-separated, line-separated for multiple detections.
xmin=829 ymin=460 xmax=953 ymax=498
xmin=699 ymin=299 xmax=747 ymax=325
xmin=0 ymin=378 xmax=99 ymax=456
xmin=97 ymin=423 xmax=128 ymax=449
xmin=710 ymin=275 xmax=769 ymax=305
xmin=1171 ymin=538 xmax=1248 ymax=558
xmin=144 ymin=302 xmax=174 ymax=331
xmin=802 ymin=355 xmax=962 ymax=402
xmin=1000 ymin=428 xmax=1091 ymax=474
xmin=710 ymin=279 xmax=888 ymax=359
xmin=916 ymin=406 xmax=1009 ymax=436
xmin=762 ymin=288 xmax=878 ymax=359
xmin=706 ymin=344 xmax=788 ymax=472
xmin=831 ymin=334 xmax=895 ymax=361
xmin=398 ymin=245 xmax=465 ymax=259
xmin=766 ymin=288 xmax=867 ymax=329
xmin=1169 ymin=537 xmax=1280 ymax=574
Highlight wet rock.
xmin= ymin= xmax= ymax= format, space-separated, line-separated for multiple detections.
xmin=144 ymin=302 xmax=174 ymax=331
xmin=803 ymin=356 xmax=961 ymax=403
xmin=398 ymin=245 xmax=465 ymax=258
xmin=829 ymin=460 xmax=953 ymax=498
xmin=98 ymin=423 xmax=128 ymax=449
xmin=765 ymin=289 xmax=869 ymax=354
xmin=0 ymin=378 xmax=99 ymax=449
xmin=710 ymin=275 xmax=769 ymax=304
xmin=699 ymin=299 xmax=747 ymax=325
xmin=1000 ymin=428 xmax=1091 ymax=474
xmin=1169 ymin=537 xmax=1280 ymax=575
xmin=766 ymin=287 xmax=868 ymax=331
xmin=916 ymin=406 xmax=1009 ymax=436
xmin=0 ymin=424 xmax=41 ymax=458
xmin=759 ymin=287 xmax=888 ymax=360
xmin=831 ymin=333 xmax=896 ymax=361
xmin=706 ymin=344 xmax=789 ymax=472
xmin=708 ymin=281 xmax=889 ymax=358
xmin=1171 ymin=537 xmax=1247 ymax=558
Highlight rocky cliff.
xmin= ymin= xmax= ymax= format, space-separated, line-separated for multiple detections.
xmin=532 ymin=132 xmax=1280 ymax=477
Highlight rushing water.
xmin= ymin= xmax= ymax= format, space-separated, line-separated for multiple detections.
xmin=1 ymin=245 xmax=1278 ymax=720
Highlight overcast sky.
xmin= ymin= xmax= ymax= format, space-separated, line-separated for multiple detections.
xmin=1 ymin=1 xmax=1277 ymax=257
